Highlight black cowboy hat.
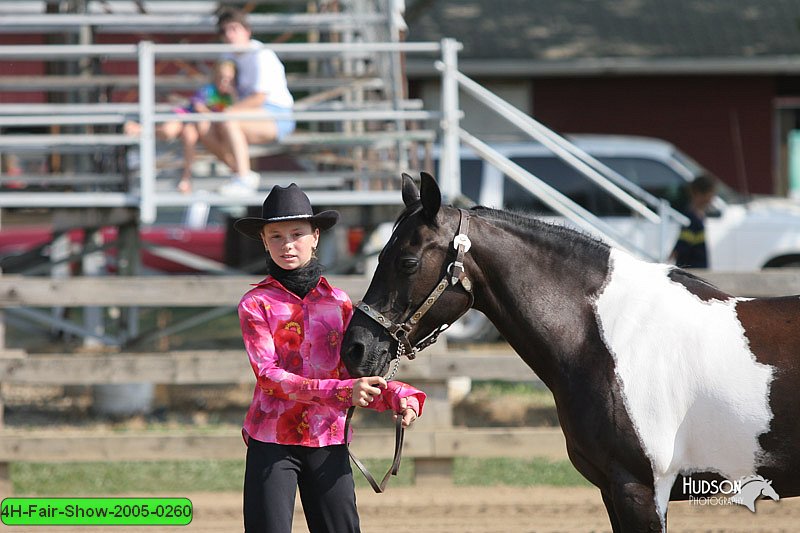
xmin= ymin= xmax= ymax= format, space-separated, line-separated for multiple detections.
xmin=233 ymin=183 xmax=339 ymax=241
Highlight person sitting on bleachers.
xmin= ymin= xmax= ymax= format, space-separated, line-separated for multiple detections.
xmin=125 ymin=60 xmax=237 ymax=194
xmin=207 ymin=6 xmax=296 ymax=196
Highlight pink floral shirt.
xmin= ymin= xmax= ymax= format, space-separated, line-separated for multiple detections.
xmin=238 ymin=275 xmax=425 ymax=447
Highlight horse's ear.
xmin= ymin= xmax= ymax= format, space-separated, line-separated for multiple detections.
xmin=419 ymin=171 xmax=441 ymax=223
xmin=401 ymin=173 xmax=420 ymax=206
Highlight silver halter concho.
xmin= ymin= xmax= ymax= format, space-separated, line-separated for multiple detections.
xmin=355 ymin=208 xmax=474 ymax=381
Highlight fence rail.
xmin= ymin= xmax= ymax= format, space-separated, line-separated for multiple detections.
xmin=2 ymin=270 xmax=800 ymax=492
xmin=0 ymin=428 xmax=567 ymax=463
xmin=2 ymin=270 xmax=798 ymax=309
xmin=0 ymin=350 xmax=536 ymax=386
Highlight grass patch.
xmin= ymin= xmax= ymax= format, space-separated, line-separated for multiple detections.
xmin=470 ymin=380 xmax=555 ymax=406
xmin=12 ymin=460 xmax=247 ymax=496
xmin=454 ymin=457 xmax=591 ymax=487
xmin=353 ymin=459 xmax=414 ymax=488
xmin=11 ymin=457 xmax=587 ymax=495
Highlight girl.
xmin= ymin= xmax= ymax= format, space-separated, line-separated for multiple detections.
xmin=233 ymin=183 xmax=425 ymax=533
xmin=124 ymin=60 xmax=237 ymax=193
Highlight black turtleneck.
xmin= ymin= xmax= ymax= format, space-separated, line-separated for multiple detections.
xmin=267 ymin=257 xmax=323 ymax=298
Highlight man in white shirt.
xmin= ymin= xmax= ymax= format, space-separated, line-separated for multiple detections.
xmin=203 ymin=7 xmax=296 ymax=195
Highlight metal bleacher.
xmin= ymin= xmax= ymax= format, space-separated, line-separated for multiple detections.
xmin=0 ymin=1 xmax=685 ymax=268
xmin=0 ymin=0 xmax=445 ymax=220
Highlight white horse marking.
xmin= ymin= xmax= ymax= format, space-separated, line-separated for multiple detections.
xmin=594 ymin=249 xmax=774 ymax=522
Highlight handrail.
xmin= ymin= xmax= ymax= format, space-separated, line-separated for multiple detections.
xmin=0 ymin=39 xmax=444 ymax=218
xmin=0 ymin=44 xmax=137 ymax=58
xmin=0 ymin=34 xmax=685 ymax=265
xmin=0 ymin=103 xmax=172 ymax=114
xmin=459 ymin=130 xmax=654 ymax=260
xmin=133 ymin=40 xmax=444 ymax=223
xmin=0 ymin=109 xmax=442 ymax=128
xmin=453 ymin=71 xmax=690 ymax=227
xmin=0 ymin=115 xmax=129 ymax=127
xmin=435 ymin=53 xmax=689 ymax=261
xmin=0 ymin=41 xmax=442 ymax=60
xmin=451 ymin=70 xmax=662 ymax=225
xmin=0 ymin=75 xmax=386 ymax=92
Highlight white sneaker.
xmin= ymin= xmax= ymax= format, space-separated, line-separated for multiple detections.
xmin=218 ymin=171 xmax=260 ymax=196
xmin=242 ymin=170 xmax=260 ymax=189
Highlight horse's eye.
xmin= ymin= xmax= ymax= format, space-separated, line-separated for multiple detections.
xmin=399 ymin=257 xmax=419 ymax=274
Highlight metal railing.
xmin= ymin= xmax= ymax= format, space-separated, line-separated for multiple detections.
xmin=0 ymin=39 xmax=445 ymax=219
xmin=435 ymin=38 xmax=689 ymax=261
xmin=0 ymin=12 xmax=390 ymax=34
xmin=1 ymin=35 xmax=690 ymax=260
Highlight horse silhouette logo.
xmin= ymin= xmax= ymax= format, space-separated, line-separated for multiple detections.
xmin=729 ymin=475 xmax=780 ymax=512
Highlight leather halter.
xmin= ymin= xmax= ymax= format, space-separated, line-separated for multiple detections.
xmin=345 ymin=208 xmax=474 ymax=493
xmin=355 ymin=208 xmax=474 ymax=366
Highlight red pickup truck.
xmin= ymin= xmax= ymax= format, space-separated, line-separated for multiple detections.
xmin=0 ymin=205 xmax=227 ymax=274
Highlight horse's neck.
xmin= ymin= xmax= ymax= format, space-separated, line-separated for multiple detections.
xmin=467 ymin=217 xmax=611 ymax=383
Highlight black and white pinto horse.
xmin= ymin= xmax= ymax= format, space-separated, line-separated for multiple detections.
xmin=341 ymin=173 xmax=800 ymax=531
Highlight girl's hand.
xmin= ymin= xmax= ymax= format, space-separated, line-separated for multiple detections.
xmin=352 ymin=376 xmax=387 ymax=407
xmin=395 ymin=397 xmax=418 ymax=428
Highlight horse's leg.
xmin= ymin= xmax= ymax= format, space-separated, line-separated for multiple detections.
xmin=567 ymin=447 xmax=622 ymax=531
xmin=601 ymin=491 xmax=623 ymax=533
xmin=607 ymin=469 xmax=664 ymax=532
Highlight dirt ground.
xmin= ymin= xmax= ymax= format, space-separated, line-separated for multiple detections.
xmin=4 ymin=383 xmax=799 ymax=532
xmin=4 ymin=485 xmax=799 ymax=533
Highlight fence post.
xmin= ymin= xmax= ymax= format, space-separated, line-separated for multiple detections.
xmin=409 ymin=341 xmax=455 ymax=485
xmin=0 ymin=462 xmax=9 ymax=496
xmin=82 ymin=228 xmax=106 ymax=349
xmin=388 ymin=0 xmax=409 ymax=170
xmin=438 ymin=38 xmax=461 ymax=200
xmin=0 ymin=269 xmax=4 ymax=354
xmin=412 ymin=378 xmax=454 ymax=485
xmin=137 ymin=41 xmax=156 ymax=225
xmin=0 ymin=348 xmax=24 ymax=496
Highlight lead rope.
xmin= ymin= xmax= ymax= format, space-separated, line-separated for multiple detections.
xmin=344 ymin=405 xmax=404 ymax=494
xmin=344 ymin=355 xmax=405 ymax=493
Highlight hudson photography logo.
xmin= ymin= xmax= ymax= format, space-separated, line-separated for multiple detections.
xmin=683 ymin=475 xmax=780 ymax=512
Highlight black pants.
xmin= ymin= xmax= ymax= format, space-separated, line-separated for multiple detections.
xmin=243 ymin=439 xmax=361 ymax=533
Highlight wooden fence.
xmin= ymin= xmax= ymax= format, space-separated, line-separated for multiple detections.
xmin=2 ymin=270 xmax=800 ymax=494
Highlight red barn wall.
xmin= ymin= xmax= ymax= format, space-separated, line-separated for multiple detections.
xmin=531 ymin=76 xmax=775 ymax=194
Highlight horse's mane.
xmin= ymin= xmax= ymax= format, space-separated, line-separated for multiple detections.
xmin=390 ymin=201 xmax=615 ymax=267
xmin=469 ymin=205 xmax=611 ymax=255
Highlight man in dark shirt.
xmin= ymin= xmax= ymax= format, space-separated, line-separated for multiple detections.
xmin=671 ymin=175 xmax=717 ymax=269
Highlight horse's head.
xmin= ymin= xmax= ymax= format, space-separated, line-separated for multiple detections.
xmin=341 ymin=172 xmax=475 ymax=377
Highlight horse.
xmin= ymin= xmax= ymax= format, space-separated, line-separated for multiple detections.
xmin=340 ymin=172 xmax=800 ymax=531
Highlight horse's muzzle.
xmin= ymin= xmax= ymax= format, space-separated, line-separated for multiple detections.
xmin=341 ymin=341 xmax=368 ymax=377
